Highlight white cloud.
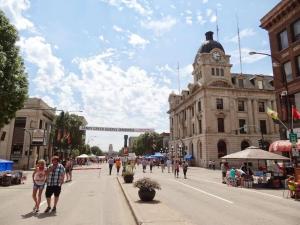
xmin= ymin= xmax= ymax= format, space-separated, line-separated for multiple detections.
xmin=113 ymin=25 xmax=124 ymax=32
xmin=210 ymin=15 xmax=217 ymax=23
xmin=185 ymin=10 xmax=192 ymax=15
xmin=0 ymin=0 xmax=34 ymax=31
xmin=100 ymin=0 xmax=152 ymax=16
xmin=203 ymin=0 xmax=208 ymax=3
xmin=196 ymin=13 xmax=206 ymax=25
xmin=180 ymin=64 xmax=193 ymax=78
xmin=228 ymin=28 xmax=256 ymax=43
xmin=141 ymin=16 xmax=177 ymax=36
xmin=128 ymin=33 xmax=149 ymax=48
xmin=156 ymin=64 xmax=174 ymax=73
xmin=206 ymin=9 xmax=213 ymax=17
xmin=185 ymin=16 xmax=193 ymax=25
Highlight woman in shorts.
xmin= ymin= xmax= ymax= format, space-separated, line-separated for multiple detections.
xmin=32 ymin=159 xmax=47 ymax=213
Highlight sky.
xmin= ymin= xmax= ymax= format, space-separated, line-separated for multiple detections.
xmin=0 ymin=0 xmax=281 ymax=151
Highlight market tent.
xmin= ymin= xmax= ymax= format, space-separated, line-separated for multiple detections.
xmin=0 ymin=159 xmax=14 ymax=171
xmin=221 ymin=146 xmax=290 ymax=160
xmin=76 ymin=154 xmax=89 ymax=158
xmin=153 ymin=152 xmax=164 ymax=158
xmin=269 ymin=140 xmax=300 ymax=152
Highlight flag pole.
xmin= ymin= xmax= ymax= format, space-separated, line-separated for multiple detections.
xmin=291 ymin=105 xmax=294 ymax=133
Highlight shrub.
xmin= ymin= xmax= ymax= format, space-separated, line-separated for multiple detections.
xmin=133 ymin=177 xmax=161 ymax=191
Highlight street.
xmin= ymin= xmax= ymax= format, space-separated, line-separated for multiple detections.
xmin=1 ymin=164 xmax=300 ymax=225
xmin=0 ymin=165 xmax=136 ymax=225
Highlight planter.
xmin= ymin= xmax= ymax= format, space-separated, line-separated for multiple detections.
xmin=138 ymin=188 xmax=156 ymax=201
xmin=123 ymin=175 xmax=134 ymax=183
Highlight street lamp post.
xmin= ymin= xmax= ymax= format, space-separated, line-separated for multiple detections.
xmin=24 ymin=129 xmax=32 ymax=170
xmin=249 ymin=51 xmax=291 ymax=137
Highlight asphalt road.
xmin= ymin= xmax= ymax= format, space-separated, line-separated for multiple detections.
xmin=0 ymin=165 xmax=136 ymax=225
xmin=132 ymin=165 xmax=300 ymax=225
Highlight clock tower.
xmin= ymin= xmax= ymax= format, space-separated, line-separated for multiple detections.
xmin=192 ymin=31 xmax=232 ymax=87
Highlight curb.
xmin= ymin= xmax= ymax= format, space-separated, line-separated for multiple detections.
xmin=117 ymin=177 xmax=141 ymax=225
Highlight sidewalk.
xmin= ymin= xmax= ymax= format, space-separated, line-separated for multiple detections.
xmin=117 ymin=176 xmax=195 ymax=225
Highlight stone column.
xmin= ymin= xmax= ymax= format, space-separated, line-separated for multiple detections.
xmin=252 ymin=99 xmax=258 ymax=133
xmin=248 ymin=99 xmax=254 ymax=133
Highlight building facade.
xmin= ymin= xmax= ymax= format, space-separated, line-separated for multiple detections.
xmin=168 ymin=31 xmax=280 ymax=167
xmin=0 ymin=98 xmax=55 ymax=169
xmin=260 ymin=0 xmax=300 ymax=139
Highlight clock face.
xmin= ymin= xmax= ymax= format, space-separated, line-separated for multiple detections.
xmin=212 ymin=51 xmax=221 ymax=61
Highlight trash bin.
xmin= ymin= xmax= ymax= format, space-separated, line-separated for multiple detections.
xmin=2 ymin=174 xmax=12 ymax=186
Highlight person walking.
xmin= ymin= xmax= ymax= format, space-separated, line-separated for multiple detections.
xmin=141 ymin=158 xmax=147 ymax=173
xmin=32 ymin=159 xmax=47 ymax=213
xmin=166 ymin=158 xmax=172 ymax=173
xmin=44 ymin=156 xmax=65 ymax=213
xmin=149 ymin=159 xmax=153 ymax=173
xmin=182 ymin=161 xmax=188 ymax=179
xmin=115 ymin=159 xmax=121 ymax=175
xmin=65 ymin=158 xmax=72 ymax=182
xmin=174 ymin=160 xmax=180 ymax=178
xmin=108 ymin=157 xmax=114 ymax=175
xmin=221 ymin=161 xmax=229 ymax=184
xmin=161 ymin=158 xmax=165 ymax=173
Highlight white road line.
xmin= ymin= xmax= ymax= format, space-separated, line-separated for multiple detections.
xmin=172 ymin=179 xmax=234 ymax=204
xmin=236 ymin=187 xmax=282 ymax=199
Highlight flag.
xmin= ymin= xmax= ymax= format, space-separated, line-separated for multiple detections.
xmin=267 ymin=107 xmax=279 ymax=121
xmin=292 ymin=106 xmax=300 ymax=120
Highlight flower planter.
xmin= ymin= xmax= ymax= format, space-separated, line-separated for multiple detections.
xmin=138 ymin=188 xmax=156 ymax=201
xmin=123 ymin=175 xmax=134 ymax=183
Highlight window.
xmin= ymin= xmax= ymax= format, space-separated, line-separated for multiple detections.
xmin=39 ymin=120 xmax=43 ymax=129
xmin=221 ymin=68 xmax=224 ymax=76
xmin=239 ymin=119 xmax=246 ymax=134
xmin=241 ymin=141 xmax=250 ymax=151
xmin=211 ymin=68 xmax=215 ymax=76
xmin=238 ymin=79 xmax=244 ymax=88
xmin=260 ymin=120 xmax=267 ymax=134
xmin=257 ymin=80 xmax=263 ymax=89
xmin=184 ymin=110 xmax=187 ymax=120
xmin=191 ymin=106 xmax=194 ymax=117
xmin=217 ymin=140 xmax=227 ymax=158
xmin=0 ymin=132 xmax=6 ymax=141
xmin=283 ymin=61 xmax=293 ymax=82
xmin=218 ymin=118 xmax=224 ymax=132
xmin=198 ymin=100 xmax=201 ymax=112
xmin=216 ymin=68 xmax=220 ymax=76
xmin=278 ymin=29 xmax=288 ymax=50
xmin=216 ymin=98 xmax=223 ymax=110
xmin=292 ymin=19 xmax=300 ymax=42
xmin=258 ymin=101 xmax=265 ymax=112
xmin=296 ymin=55 xmax=300 ymax=77
xmin=198 ymin=119 xmax=202 ymax=134
xmin=192 ymin=124 xmax=195 ymax=135
xmin=238 ymin=100 xmax=245 ymax=111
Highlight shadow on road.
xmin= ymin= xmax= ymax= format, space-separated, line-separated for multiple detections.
xmin=135 ymin=200 xmax=161 ymax=204
xmin=36 ymin=212 xmax=57 ymax=219
xmin=21 ymin=212 xmax=35 ymax=219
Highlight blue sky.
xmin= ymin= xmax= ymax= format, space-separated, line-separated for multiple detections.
xmin=0 ymin=0 xmax=280 ymax=151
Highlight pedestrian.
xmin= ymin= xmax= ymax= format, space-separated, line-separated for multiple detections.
xmin=174 ymin=160 xmax=180 ymax=178
xmin=108 ymin=157 xmax=114 ymax=175
xmin=221 ymin=161 xmax=228 ymax=184
xmin=44 ymin=156 xmax=65 ymax=213
xmin=161 ymin=158 xmax=165 ymax=173
xmin=65 ymin=158 xmax=72 ymax=182
xmin=212 ymin=160 xmax=215 ymax=170
xmin=32 ymin=159 xmax=47 ymax=213
xmin=182 ymin=161 xmax=188 ymax=179
xmin=149 ymin=159 xmax=153 ymax=173
xmin=141 ymin=158 xmax=147 ymax=173
xmin=208 ymin=160 xmax=212 ymax=169
xmin=166 ymin=158 xmax=172 ymax=173
xmin=115 ymin=159 xmax=121 ymax=175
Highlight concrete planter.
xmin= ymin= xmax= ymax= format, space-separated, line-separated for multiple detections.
xmin=138 ymin=188 xmax=156 ymax=201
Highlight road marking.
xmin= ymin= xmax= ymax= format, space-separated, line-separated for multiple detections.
xmin=236 ymin=187 xmax=282 ymax=199
xmin=172 ymin=180 xmax=234 ymax=204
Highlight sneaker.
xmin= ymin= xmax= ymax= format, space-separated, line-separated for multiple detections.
xmin=51 ymin=207 xmax=56 ymax=213
xmin=44 ymin=207 xmax=51 ymax=213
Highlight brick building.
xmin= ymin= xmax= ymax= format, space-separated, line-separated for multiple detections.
xmin=260 ymin=0 xmax=300 ymax=139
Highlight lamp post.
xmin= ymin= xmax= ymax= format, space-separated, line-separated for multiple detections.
xmin=24 ymin=129 xmax=32 ymax=170
xmin=249 ymin=51 xmax=291 ymax=138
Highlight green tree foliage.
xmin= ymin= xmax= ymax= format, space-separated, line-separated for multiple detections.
xmin=90 ymin=146 xmax=103 ymax=156
xmin=53 ymin=112 xmax=86 ymax=154
xmin=0 ymin=10 xmax=28 ymax=127
xmin=132 ymin=132 xmax=163 ymax=155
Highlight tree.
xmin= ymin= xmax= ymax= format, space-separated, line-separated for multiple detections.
xmin=90 ymin=146 xmax=103 ymax=156
xmin=132 ymin=132 xmax=162 ymax=155
xmin=0 ymin=10 xmax=28 ymax=128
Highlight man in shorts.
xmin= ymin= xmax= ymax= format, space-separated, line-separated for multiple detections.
xmin=44 ymin=156 xmax=65 ymax=213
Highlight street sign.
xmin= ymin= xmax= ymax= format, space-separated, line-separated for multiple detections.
xmin=289 ymin=132 xmax=298 ymax=144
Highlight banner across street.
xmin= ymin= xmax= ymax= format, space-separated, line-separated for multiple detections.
xmin=80 ymin=126 xmax=155 ymax=133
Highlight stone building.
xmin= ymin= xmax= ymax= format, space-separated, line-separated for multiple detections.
xmin=260 ymin=0 xmax=300 ymax=139
xmin=0 ymin=98 xmax=55 ymax=169
xmin=168 ymin=31 xmax=280 ymax=167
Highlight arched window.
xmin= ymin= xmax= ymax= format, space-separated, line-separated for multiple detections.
xmin=264 ymin=141 xmax=270 ymax=151
xmin=217 ymin=140 xmax=227 ymax=158
xmin=241 ymin=140 xmax=250 ymax=150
